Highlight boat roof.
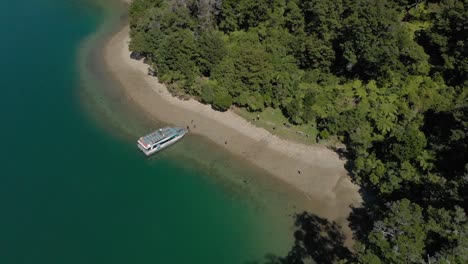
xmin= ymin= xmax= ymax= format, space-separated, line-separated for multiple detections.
xmin=138 ymin=127 xmax=179 ymax=148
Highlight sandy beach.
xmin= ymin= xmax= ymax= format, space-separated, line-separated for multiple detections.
xmin=104 ymin=26 xmax=362 ymax=221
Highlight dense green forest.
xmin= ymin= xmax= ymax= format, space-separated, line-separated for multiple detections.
xmin=129 ymin=0 xmax=467 ymax=263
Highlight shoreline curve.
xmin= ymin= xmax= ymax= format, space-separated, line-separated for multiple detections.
xmin=104 ymin=25 xmax=362 ymax=220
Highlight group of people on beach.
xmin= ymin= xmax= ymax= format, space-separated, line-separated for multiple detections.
xmin=187 ymin=120 xmax=229 ymax=145
xmin=186 ymin=119 xmax=196 ymax=131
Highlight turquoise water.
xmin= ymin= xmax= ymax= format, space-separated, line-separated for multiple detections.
xmin=0 ymin=1 xmax=303 ymax=263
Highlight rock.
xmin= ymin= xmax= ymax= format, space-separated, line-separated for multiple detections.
xmin=130 ymin=51 xmax=143 ymax=60
xmin=147 ymin=68 xmax=156 ymax=76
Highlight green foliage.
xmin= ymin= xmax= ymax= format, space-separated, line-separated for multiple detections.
xmin=217 ymin=0 xmax=271 ymax=32
xmin=211 ymin=30 xmax=274 ymax=110
xmin=200 ymin=79 xmax=217 ymax=103
xmin=196 ymin=30 xmax=226 ymax=77
xmin=389 ymin=124 xmax=427 ymax=162
xmin=212 ymin=88 xmax=233 ymax=111
xmin=352 ymin=199 xmax=468 ymax=263
xmin=157 ymin=29 xmax=197 ymax=87
xmin=300 ymin=0 xmax=344 ymax=40
xmin=283 ymin=0 xmax=304 ymax=33
xmin=417 ymin=0 xmax=468 ymax=87
xmin=339 ymin=0 xmax=405 ymax=79
xmin=355 ymin=199 xmax=427 ymax=263
xmin=129 ymin=1 xmax=467 ymax=262
xmin=129 ymin=0 xmax=165 ymax=29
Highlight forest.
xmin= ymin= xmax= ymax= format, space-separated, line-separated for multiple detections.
xmin=129 ymin=0 xmax=467 ymax=263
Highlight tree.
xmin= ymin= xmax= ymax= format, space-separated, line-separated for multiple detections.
xmin=129 ymin=0 xmax=165 ymax=28
xmin=194 ymin=0 xmax=217 ymax=30
xmin=217 ymin=0 xmax=271 ymax=32
xmin=196 ymin=30 xmax=226 ymax=76
xmin=417 ymin=0 xmax=468 ymax=87
xmin=388 ymin=123 xmax=427 ymax=162
xmin=211 ymin=30 xmax=273 ymax=100
xmin=212 ymin=88 xmax=233 ymax=111
xmin=200 ymin=79 xmax=217 ymax=103
xmin=337 ymin=0 xmax=425 ymax=80
xmin=156 ymin=29 xmax=198 ymax=86
xmin=299 ymin=0 xmax=344 ymax=40
xmin=355 ymin=199 xmax=427 ymax=263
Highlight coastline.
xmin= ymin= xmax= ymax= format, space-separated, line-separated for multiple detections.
xmin=104 ymin=26 xmax=362 ymax=220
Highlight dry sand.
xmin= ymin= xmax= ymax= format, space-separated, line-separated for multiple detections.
xmin=104 ymin=26 xmax=362 ymax=221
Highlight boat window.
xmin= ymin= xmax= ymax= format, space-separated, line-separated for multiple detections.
xmin=157 ymin=136 xmax=176 ymax=145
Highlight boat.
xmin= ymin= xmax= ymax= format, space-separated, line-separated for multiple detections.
xmin=137 ymin=127 xmax=188 ymax=156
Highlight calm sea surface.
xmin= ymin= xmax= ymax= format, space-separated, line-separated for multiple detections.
xmin=0 ymin=1 xmax=307 ymax=263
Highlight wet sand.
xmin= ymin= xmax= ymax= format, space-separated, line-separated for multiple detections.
xmin=103 ymin=26 xmax=362 ymax=221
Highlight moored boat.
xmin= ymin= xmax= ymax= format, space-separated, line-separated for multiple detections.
xmin=137 ymin=127 xmax=188 ymax=156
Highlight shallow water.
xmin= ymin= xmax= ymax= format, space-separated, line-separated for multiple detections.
xmin=0 ymin=1 xmax=312 ymax=263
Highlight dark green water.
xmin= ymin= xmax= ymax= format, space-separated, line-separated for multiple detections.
xmin=0 ymin=1 xmax=307 ymax=263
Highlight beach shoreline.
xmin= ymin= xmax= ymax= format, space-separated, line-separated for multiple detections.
xmin=104 ymin=25 xmax=362 ymax=221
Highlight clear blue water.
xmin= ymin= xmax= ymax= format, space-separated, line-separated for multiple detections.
xmin=0 ymin=1 xmax=300 ymax=263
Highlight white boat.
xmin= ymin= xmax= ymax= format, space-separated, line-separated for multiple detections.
xmin=137 ymin=127 xmax=188 ymax=156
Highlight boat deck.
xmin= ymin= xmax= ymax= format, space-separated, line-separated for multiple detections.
xmin=138 ymin=127 xmax=178 ymax=148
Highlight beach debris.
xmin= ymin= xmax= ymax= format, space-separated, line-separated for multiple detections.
xmin=225 ymin=140 xmax=228 ymax=145
xmin=298 ymin=170 xmax=301 ymax=174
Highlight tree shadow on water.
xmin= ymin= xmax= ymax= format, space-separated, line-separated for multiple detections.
xmin=247 ymin=212 xmax=352 ymax=264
